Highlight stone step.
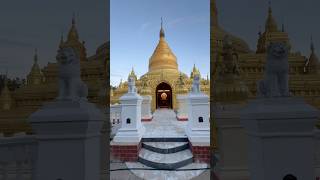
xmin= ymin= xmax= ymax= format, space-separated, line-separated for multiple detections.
xmin=153 ymin=109 xmax=176 ymax=117
xmin=138 ymin=148 xmax=193 ymax=170
xmin=142 ymin=137 xmax=188 ymax=142
xmin=142 ymin=142 xmax=189 ymax=154
xmin=125 ymin=161 xmax=208 ymax=180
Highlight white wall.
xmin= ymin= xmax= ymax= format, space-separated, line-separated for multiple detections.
xmin=110 ymin=104 xmax=121 ymax=138
xmin=0 ymin=133 xmax=37 ymax=180
xmin=315 ymin=129 xmax=320 ymax=177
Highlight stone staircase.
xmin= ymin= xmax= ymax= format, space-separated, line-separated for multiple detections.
xmin=138 ymin=138 xmax=193 ymax=170
xmin=125 ymin=108 xmax=208 ymax=179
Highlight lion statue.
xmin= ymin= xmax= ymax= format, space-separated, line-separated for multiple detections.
xmin=56 ymin=47 xmax=88 ymax=100
xmin=258 ymin=42 xmax=290 ymax=97
xmin=192 ymin=73 xmax=201 ymax=93
xmin=220 ymin=35 xmax=240 ymax=76
xmin=127 ymin=75 xmax=137 ymax=93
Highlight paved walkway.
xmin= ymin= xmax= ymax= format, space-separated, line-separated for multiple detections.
xmin=143 ymin=109 xmax=187 ymax=138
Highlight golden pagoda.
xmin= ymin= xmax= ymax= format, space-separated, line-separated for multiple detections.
xmin=111 ymin=20 xmax=210 ymax=111
xmin=0 ymin=16 xmax=109 ymax=135
xmin=27 ymin=49 xmax=43 ymax=86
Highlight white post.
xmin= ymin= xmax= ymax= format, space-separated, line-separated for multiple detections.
xmin=214 ymin=104 xmax=249 ymax=179
xmin=176 ymin=94 xmax=188 ymax=121
xmin=112 ymin=76 xmax=145 ymax=144
xmin=241 ymin=97 xmax=318 ymax=180
xmin=141 ymin=95 xmax=152 ymax=121
xmin=28 ymin=47 xmax=104 ymax=180
xmin=28 ymin=100 xmax=104 ymax=180
xmin=186 ymin=74 xmax=210 ymax=145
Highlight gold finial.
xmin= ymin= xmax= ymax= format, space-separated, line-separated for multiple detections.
xmin=59 ymin=32 xmax=64 ymax=48
xmin=311 ymin=35 xmax=315 ymax=53
xmin=268 ymin=1 xmax=272 ymax=14
xmin=119 ymin=78 xmax=123 ymax=88
xmin=67 ymin=13 xmax=79 ymax=41
xmin=160 ymin=17 xmax=165 ymax=38
xmin=34 ymin=48 xmax=38 ymax=63
xmin=129 ymin=67 xmax=136 ymax=77
xmin=193 ymin=64 xmax=199 ymax=72
xmin=265 ymin=0 xmax=278 ymax=32
xmin=258 ymin=26 xmax=262 ymax=37
xmin=72 ymin=12 xmax=76 ymax=25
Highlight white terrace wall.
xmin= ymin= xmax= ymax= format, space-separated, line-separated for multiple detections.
xmin=0 ymin=133 xmax=37 ymax=180
xmin=110 ymin=104 xmax=121 ymax=138
xmin=315 ymin=129 xmax=320 ymax=177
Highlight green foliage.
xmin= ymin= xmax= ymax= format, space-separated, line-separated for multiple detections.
xmin=0 ymin=74 xmax=26 ymax=94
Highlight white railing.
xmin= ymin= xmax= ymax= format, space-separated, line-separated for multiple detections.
xmin=0 ymin=133 xmax=36 ymax=180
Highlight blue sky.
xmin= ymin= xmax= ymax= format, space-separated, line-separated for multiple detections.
xmin=110 ymin=0 xmax=210 ymax=86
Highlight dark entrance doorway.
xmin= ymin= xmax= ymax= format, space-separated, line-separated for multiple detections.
xmin=156 ymin=82 xmax=172 ymax=109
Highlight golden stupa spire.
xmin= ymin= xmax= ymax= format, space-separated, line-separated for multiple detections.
xmin=309 ymin=36 xmax=319 ymax=64
xmin=304 ymin=36 xmax=319 ymax=73
xmin=31 ymin=48 xmax=40 ymax=71
xmin=67 ymin=13 xmax=79 ymax=41
xmin=148 ymin=18 xmax=178 ymax=72
xmin=160 ymin=17 xmax=165 ymax=38
xmin=190 ymin=64 xmax=200 ymax=79
xmin=265 ymin=1 xmax=278 ymax=32
xmin=311 ymin=36 xmax=315 ymax=53
xmin=27 ymin=48 xmax=42 ymax=85
xmin=59 ymin=33 xmax=64 ymax=48
xmin=130 ymin=67 xmax=135 ymax=75
xmin=129 ymin=67 xmax=137 ymax=80
xmin=119 ymin=78 xmax=123 ymax=88
xmin=34 ymin=48 xmax=38 ymax=63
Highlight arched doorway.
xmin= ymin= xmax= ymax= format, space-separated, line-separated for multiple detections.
xmin=156 ymin=82 xmax=172 ymax=109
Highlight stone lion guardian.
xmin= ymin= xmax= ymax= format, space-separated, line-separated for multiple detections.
xmin=258 ymin=42 xmax=290 ymax=97
xmin=56 ymin=47 xmax=88 ymax=100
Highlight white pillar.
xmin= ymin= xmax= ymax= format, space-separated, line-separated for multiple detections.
xmin=112 ymin=90 xmax=145 ymax=144
xmin=141 ymin=95 xmax=152 ymax=121
xmin=177 ymin=94 xmax=188 ymax=120
xmin=28 ymin=100 xmax=104 ymax=180
xmin=185 ymin=92 xmax=210 ymax=145
xmin=214 ymin=104 xmax=249 ymax=179
xmin=186 ymin=74 xmax=210 ymax=146
xmin=241 ymin=97 xmax=318 ymax=180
